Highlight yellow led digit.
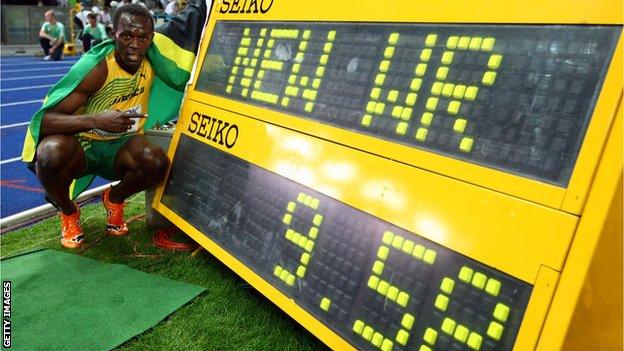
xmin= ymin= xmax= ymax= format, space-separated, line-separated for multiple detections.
xmin=353 ymin=233 xmax=440 ymax=349
xmin=420 ymin=266 xmax=513 ymax=350
xmin=273 ymin=192 xmax=322 ymax=287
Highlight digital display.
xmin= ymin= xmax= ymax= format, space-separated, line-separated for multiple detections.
xmin=162 ymin=134 xmax=532 ymax=351
xmin=196 ymin=22 xmax=620 ymax=186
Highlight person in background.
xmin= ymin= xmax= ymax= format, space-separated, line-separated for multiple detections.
xmin=159 ymin=0 xmax=172 ymax=10
xmin=90 ymin=3 xmax=100 ymax=16
xmin=98 ymin=5 xmax=112 ymax=26
xmin=39 ymin=10 xmax=66 ymax=61
xmin=165 ymin=0 xmax=186 ymax=16
xmin=81 ymin=12 xmax=108 ymax=52
xmin=98 ymin=5 xmax=113 ymax=37
xmin=73 ymin=5 xmax=91 ymax=42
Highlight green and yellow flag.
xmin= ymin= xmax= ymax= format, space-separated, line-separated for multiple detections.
xmin=22 ymin=0 xmax=209 ymax=199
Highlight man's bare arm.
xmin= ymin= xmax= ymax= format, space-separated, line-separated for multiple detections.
xmin=39 ymin=28 xmax=53 ymax=40
xmin=40 ymin=61 xmax=145 ymax=137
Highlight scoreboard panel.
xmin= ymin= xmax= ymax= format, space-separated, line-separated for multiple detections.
xmin=153 ymin=1 xmax=622 ymax=350
xmin=196 ymin=22 xmax=618 ymax=187
xmin=157 ymin=101 xmax=570 ymax=350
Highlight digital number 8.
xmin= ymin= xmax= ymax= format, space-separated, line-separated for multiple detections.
xmin=273 ymin=192 xmax=323 ymax=287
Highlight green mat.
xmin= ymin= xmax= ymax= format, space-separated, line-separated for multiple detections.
xmin=0 ymin=249 xmax=205 ymax=350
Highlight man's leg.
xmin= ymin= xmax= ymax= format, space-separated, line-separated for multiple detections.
xmin=39 ymin=37 xmax=51 ymax=56
xmin=110 ymin=136 xmax=168 ymax=202
xmin=52 ymin=43 xmax=64 ymax=60
xmin=101 ymin=136 xmax=168 ymax=236
xmin=36 ymin=135 xmax=87 ymax=248
xmin=82 ymin=33 xmax=92 ymax=52
xmin=35 ymin=135 xmax=86 ymax=214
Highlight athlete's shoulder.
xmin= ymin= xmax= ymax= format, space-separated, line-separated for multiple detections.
xmin=76 ymin=59 xmax=109 ymax=95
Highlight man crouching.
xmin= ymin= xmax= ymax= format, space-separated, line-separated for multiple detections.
xmin=35 ymin=5 xmax=167 ymax=248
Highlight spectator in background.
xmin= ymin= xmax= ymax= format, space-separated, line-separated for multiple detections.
xmin=98 ymin=6 xmax=112 ymax=27
xmin=160 ymin=0 xmax=172 ymax=10
xmin=90 ymin=3 xmax=100 ymax=14
xmin=39 ymin=10 xmax=65 ymax=61
xmin=73 ymin=6 xmax=91 ymax=36
xmin=82 ymin=12 xmax=108 ymax=52
xmin=165 ymin=0 xmax=186 ymax=16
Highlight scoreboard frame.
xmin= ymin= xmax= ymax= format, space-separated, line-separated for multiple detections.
xmin=153 ymin=1 xmax=622 ymax=350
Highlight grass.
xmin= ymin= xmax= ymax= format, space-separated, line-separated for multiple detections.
xmin=0 ymin=193 xmax=329 ymax=351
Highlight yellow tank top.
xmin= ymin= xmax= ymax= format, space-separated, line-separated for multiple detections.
xmin=79 ymin=51 xmax=154 ymax=140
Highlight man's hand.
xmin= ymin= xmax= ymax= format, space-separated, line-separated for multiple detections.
xmin=93 ymin=110 xmax=147 ymax=133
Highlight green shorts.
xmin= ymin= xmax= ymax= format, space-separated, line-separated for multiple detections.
xmin=77 ymin=135 xmax=133 ymax=180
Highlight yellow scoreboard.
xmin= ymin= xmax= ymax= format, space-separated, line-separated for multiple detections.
xmin=153 ymin=1 xmax=623 ymax=350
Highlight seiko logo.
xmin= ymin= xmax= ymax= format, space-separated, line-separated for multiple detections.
xmin=188 ymin=112 xmax=239 ymax=148
xmin=218 ymin=0 xmax=274 ymax=14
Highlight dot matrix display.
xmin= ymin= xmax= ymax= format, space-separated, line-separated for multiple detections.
xmin=196 ymin=22 xmax=620 ymax=186
xmin=162 ymin=135 xmax=533 ymax=351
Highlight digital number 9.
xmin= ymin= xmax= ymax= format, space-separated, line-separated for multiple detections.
xmin=273 ymin=192 xmax=323 ymax=287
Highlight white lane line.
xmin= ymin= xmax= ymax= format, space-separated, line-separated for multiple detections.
xmin=2 ymin=74 xmax=64 ymax=81
xmin=2 ymin=66 xmax=72 ymax=73
xmin=1 ymin=84 xmax=53 ymax=92
xmin=0 ymin=61 xmax=78 ymax=69
xmin=1 ymin=99 xmax=43 ymax=107
xmin=1 ymin=64 xmax=75 ymax=68
xmin=0 ymin=157 xmax=21 ymax=165
xmin=0 ymin=58 xmax=79 ymax=63
xmin=0 ymin=122 xmax=29 ymax=129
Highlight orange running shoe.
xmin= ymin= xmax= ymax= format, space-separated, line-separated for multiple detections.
xmin=102 ymin=187 xmax=128 ymax=236
xmin=60 ymin=207 xmax=84 ymax=249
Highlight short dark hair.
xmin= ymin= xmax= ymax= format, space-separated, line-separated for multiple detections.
xmin=87 ymin=13 xmax=96 ymax=20
xmin=112 ymin=4 xmax=153 ymax=31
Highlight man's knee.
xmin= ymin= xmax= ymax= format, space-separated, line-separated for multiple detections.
xmin=39 ymin=37 xmax=50 ymax=49
xmin=36 ymin=136 xmax=82 ymax=175
xmin=139 ymin=145 xmax=169 ymax=179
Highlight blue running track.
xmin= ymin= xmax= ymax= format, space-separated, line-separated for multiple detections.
xmin=1 ymin=55 xmax=108 ymax=218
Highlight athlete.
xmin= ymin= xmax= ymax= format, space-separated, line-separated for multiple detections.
xmin=35 ymin=4 xmax=166 ymax=248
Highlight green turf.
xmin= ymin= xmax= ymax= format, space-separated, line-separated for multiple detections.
xmin=0 ymin=193 xmax=329 ymax=351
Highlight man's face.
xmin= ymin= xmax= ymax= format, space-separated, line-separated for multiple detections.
xmin=114 ymin=13 xmax=153 ymax=73
xmin=88 ymin=17 xmax=97 ymax=26
xmin=45 ymin=12 xmax=56 ymax=23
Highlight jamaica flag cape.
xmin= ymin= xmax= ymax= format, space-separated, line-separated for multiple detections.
xmin=21 ymin=0 xmax=209 ymax=199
